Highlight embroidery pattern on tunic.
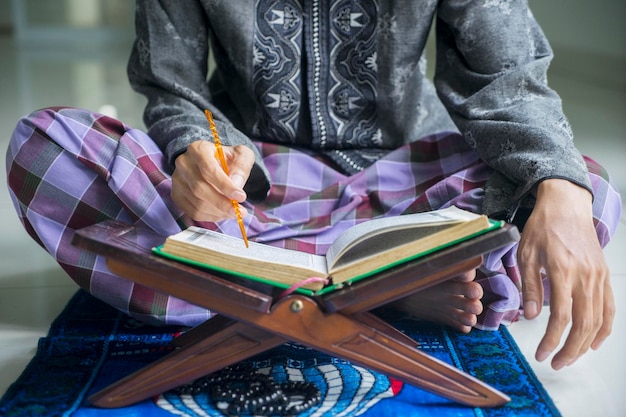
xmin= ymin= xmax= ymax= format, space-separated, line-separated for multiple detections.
xmin=253 ymin=0 xmax=304 ymax=143
xmin=253 ymin=0 xmax=380 ymax=152
xmin=327 ymin=0 xmax=380 ymax=148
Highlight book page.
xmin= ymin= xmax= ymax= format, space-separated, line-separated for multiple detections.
xmin=168 ymin=227 xmax=328 ymax=273
xmin=328 ymin=224 xmax=452 ymax=270
xmin=327 ymin=215 xmax=493 ymax=284
xmin=325 ymin=206 xmax=482 ymax=270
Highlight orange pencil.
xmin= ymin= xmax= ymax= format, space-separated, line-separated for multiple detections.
xmin=204 ymin=109 xmax=249 ymax=248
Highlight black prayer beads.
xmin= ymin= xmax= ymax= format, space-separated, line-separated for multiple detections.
xmin=173 ymin=365 xmax=322 ymax=416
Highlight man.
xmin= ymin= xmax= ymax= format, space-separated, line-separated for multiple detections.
xmin=6 ymin=0 xmax=621 ymax=371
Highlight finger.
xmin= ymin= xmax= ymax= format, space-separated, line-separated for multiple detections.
xmin=518 ymin=244 xmax=544 ymax=320
xmin=534 ymin=274 xmax=571 ymax=365
xmin=193 ymin=141 xmax=234 ymax=191
xmin=197 ymin=142 xmax=253 ymax=202
xmin=172 ymin=155 xmax=238 ymax=221
xmin=583 ymin=271 xmax=607 ymax=355
xmin=550 ymin=283 xmax=595 ymax=369
xmin=221 ymin=145 xmax=255 ymax=202
xmin=592 ymin=275 xmax=614 ymax=350
xmin=553 ymin=256 xmax=610 ymax=367
xmin=172 ymin=180 xmax=236 ymax=222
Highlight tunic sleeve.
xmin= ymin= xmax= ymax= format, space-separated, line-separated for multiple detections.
xmin=127 ymin=0 xmax=270 ymax=200
xmin=435 ymin=0 xmax=592 ymax=215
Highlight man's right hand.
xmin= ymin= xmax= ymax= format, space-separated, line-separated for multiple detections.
xmin=171 ymin=140 xmax=255 ymax=222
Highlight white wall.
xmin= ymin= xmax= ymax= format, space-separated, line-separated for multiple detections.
xmin=529 ymin=0 xmax=625 ymax=88
xmin=1 ymin=1 xmax=622 ymax=61
xmin=0 ymin=0 xmax=11 ymax=30
xmin=530 ymin=0 xmax=625 ymax=62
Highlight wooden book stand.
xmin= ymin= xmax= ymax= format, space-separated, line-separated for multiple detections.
xmin=71 ymin=220 xmax=520 ymax=409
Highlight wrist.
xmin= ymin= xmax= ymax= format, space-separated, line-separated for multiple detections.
xmin=533 ymin=179 xmax=594 ymax=220
xmin=536 ymin=178 xmax=592 ymax=202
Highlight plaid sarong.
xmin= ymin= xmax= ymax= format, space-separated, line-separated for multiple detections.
xmin=6 ymin=107 xmax=622 ymax=329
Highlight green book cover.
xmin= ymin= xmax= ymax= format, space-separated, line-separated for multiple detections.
xmin=153 ymin=217 xmax=504 ymax=297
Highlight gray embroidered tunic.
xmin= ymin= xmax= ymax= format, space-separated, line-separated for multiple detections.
xmin=128 ymin=0 xmax=591 ymax=217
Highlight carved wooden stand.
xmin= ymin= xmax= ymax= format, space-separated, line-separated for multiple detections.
xmin=72 ymin=220 xmax=519 ymax=408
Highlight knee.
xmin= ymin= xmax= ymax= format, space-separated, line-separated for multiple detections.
xmin=6 ymin=107 xmax=64 ymax=180
xmin=7 ymin=107 xmax=70 ymax=159
xmin=6 ymin=107 xmax=97 ymax=207
xmin=6 ymin=106 xmax=121 ymax=174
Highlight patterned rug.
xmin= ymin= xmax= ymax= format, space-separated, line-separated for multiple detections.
xmin=0 ymin=291 xmax=560 ymax=417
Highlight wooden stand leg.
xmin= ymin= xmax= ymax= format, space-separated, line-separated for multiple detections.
xmin=89 ymin=319 xmax=285 ymax=408
xmin=253 ymin=296 xmax=510 ymax=408
xmin=170 ymin=315 xmax=234 ymax=348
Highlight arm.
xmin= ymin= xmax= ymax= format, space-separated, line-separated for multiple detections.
xmin=435 ymin=1 xmax=612 ymax=368
xmin=435 ymin=1 xmax=592 ymax=211
xmin=128 ymin=0 xmax=270 ymax=220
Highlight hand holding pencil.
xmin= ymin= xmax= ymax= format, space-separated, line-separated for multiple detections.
xmin=169 ymin=110 xmax=255 ymax=244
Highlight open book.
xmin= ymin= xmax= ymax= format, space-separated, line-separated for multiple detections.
xmin=153 ymin=206 xmax=502 ymax=292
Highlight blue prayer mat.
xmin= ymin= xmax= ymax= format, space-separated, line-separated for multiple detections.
xmin=0 ymin=291 xmax=560 ymax=416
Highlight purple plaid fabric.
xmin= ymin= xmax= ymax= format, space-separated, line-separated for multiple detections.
xmin=6 ymin=107 xmax=622 ymax=329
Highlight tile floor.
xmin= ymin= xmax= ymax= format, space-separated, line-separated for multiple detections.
xmin=0 ymin=33 xmax=625 ymax=417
